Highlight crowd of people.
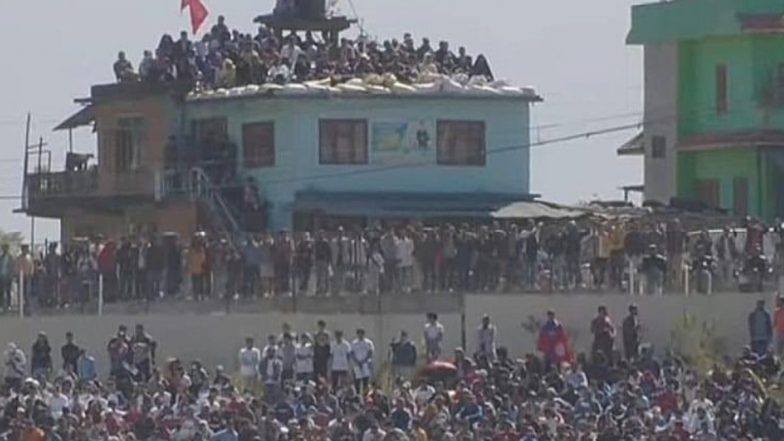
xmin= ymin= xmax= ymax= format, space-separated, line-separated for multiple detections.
xmin=112 ymin=15 xmax=495 ymax=92
xmin=4 ymin=298 xmax=784 ymax=440
xmin=1 ymin=215 xmax=782 ymax=311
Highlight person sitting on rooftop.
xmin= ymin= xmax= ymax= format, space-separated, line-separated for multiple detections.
xmin=268 ymin=57 xmax=291 ymax=85
xmin=216 ymin=58 xmax=236 ymax=88
xmin=113 ymin=51 xmax=136 ymax=83
xmin=210 ymin=15 xmax=230 ymax=44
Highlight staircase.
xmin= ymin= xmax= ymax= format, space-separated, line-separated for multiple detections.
xmin=157 ymin=167 xmax=244 ymax=240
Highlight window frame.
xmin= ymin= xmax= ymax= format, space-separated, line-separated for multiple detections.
xmin=436 ymin=120 xmax=487 ymax=166
xmin=114 ymin=116 xmax=145 ymax=173
xmin=318 ymin=119 xmax=369 ymax=165
xmin=650 ymin=135 xmax=666 ymax=159
xmin=242 ymin=122 xmax=276 ymax=168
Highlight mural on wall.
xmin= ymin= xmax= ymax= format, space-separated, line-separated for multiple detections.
xmin=370 ymin=119 xmax=436 ymax=165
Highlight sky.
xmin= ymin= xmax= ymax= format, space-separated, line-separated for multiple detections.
xmin=0 ymin=0 xmax=645 ymax=242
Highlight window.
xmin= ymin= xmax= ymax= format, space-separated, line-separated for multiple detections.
xmin=650 ymin=136 xmax=666 ymax=159
xmin=716 ymin=64 xmax=728 ymax=114
xmin=192 ymin=117 xmax=228 ymax=146
xmin=733 ymin=177 xmax=748 ymax=217
xmin=319 ymin=119 xmax=368 ymax=164
xmin=436 ymin=120 xmax=486 ymax=166
xmin=695 ymin=179 xmax=720 ymax=208
xmin=776 ymin=63 xmax=784 ymax=103
xmin=115 ymin=117 xmax=145 ymax=173
xmin=242 ymin=122 xmax=275 ymax=167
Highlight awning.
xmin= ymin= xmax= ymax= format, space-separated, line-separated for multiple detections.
xmin=617 ymin=132 xmax=644 ymax=156
xmin=292 ymin=191 xmax=588 ymax=220
xmin=53 ymin=105 xmax=95 ymax=131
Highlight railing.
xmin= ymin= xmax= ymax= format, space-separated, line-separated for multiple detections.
xmin=156 ymin=167 xmax=242 ymax=237
xmin=26 ymin=168 xmax=99 ymax=198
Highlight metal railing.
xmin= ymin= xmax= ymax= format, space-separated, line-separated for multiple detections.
xmin=26 ymin=168 xmax=99 ymax=198
xmin=156 ymin=167 xmax=242 ymax=237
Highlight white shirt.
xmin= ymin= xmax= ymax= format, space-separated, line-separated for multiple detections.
xmin=49 ymin=393 xmax=70 ymax=419
xmin=331 ymin=340 xmax=351 ymax=372
xmin=350 ymin=338 xmax=375 ymax=379
xmin=397 ymin=238 xmax=415 ymax=268
xmin=295 ymin=343 xmax=314 ymax=374
xmin=425 ymin=322 xmax=444 ymax=346
xmin=238 ymin=347 xmax=261 ymax=377
xmin=280 ymin=44 xmax=304 ymax=67
xmin=4 ymin=348 xmax=26 ymax=379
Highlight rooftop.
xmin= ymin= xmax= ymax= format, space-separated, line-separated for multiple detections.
xmin=627 ymin=0 xmax=784 ymax=45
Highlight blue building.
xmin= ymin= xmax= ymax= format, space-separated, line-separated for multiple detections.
xmin=183 ymin=87 xmax=540 ymax=230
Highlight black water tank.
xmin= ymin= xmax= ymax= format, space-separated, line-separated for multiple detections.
xmin=297 ymin=0 xmax=326 ymax=19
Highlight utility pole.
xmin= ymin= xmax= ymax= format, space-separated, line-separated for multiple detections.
xmin=21 ymin=114 xmax=31 ymax=247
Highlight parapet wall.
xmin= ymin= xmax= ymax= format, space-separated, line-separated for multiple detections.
xmin=0 ymin=293 xmax=768 ymax=375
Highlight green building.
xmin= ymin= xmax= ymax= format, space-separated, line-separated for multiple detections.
xmin=626 ymin=0 xmax=784 ymax=219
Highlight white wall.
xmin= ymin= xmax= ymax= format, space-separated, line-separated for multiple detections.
xmin=643 ymin=43 xmax=679 ymax=204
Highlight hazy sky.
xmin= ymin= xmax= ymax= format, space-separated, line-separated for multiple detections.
xmin=0 ymin=0 xmax=644 ymax=241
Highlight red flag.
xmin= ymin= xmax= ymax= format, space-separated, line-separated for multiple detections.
xmin=187 ymin=0 xmax=209 ymax=34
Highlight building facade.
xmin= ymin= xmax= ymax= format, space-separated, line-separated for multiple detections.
xmin=626 ymin=0 xmax=784 ymax=219
xmin=26 ymin=83 xmax=538 ymax=241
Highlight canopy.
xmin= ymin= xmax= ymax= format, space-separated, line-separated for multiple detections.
xmin=53 ymin=105 xmax=95 ymax=131
xmin=292 ymin=191 xmax=588 ymax=220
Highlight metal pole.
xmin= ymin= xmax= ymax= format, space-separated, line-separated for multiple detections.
xmin=68 ymin=128 xmax=73 ymax=153
xmin=18 ymin=270 xmax=24 ymax=319
xmin=98 ymin=273 xmax=104 ymax=316
xmin=21 ymin=114 xmax=30 ymax=210
xmin=628 ymin=260 xmax=634 ymax=296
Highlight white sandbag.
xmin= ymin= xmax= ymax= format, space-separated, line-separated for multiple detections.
xmin=467 ymin=84 xmax=501 ymax=95
xmin=500 ymin=86 xmax=525 ymax=96
xmin=490 ymin=79 xmax=509 ymax=88
xmin=228 ymin=87 xmax=244 ymax=97
xmin=520 ymin=86 xmax=537 ymax=96
xmin=452 ymin=73 xmax=470 ymax=85
xmin=391 ymin=82 xmax=416 ymax=94
xmin=366 ymin=85 xmax=391 ymax=94
xmin=346 ymin=78 xmax=365 ymax=86
xmin=243 ymin=85 xmax=260 ymax=95
xmin=213 ymin=88 xmax=229 ymax=97
xmin=281 ymin=83 xmax=308 ymax=94
xmin=467 ymin=75 xmax=488 ymax=87
xmin=305 ymin=82 xmax=331 ymax=92
xmin=260 ymin=84 xmax=284 ymax=93
xmin=413 ymin=82 xmax=439 ymax=93
xmin=337 ymin=83 xmax=367 ymax=93
xmin=364 ymin=74 xmax=384 ymax=86
xmin=440 ymin=78 xmax=466 ymax=94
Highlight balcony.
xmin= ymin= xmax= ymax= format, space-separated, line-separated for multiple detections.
xmin=27 ymin=167 xmax=98 ymax=199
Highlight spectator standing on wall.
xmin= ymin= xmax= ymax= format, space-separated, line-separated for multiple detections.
xmin=424 ymin=312 xmax=444 ymax=362
xmin=130 ymin=324 xmax=157 ymax=382
xmin=390 ymin=330 xmax=416 ymax=381
xmin=238 ymin=337 xmax=260 ymax=393
xmin=622 ymin=304 xmax=641 ymax=361
xmin=748 ymin=299 xmax=773 ymax=356
xmin=476 ymin=314 xmax=497 ymax=362
xmin=4 ymin=342 xmax=26 ymax=391
xmin=30 ymin=332 xmax=52 ymax=380
xmin=590 ymin=305 xmax=615 ymax=363
xmin=61 ymin=331 xmax=81 ymax=375
xmin=350 ymin=328 xmax=374 ymax=394
xmin=330 ymin=330 xmax=351 ymax=390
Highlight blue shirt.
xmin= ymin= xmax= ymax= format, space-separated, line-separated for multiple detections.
xmin=211 ymin=428 xmax=239 ymax=441
xmin=77 ymin=356 xmax=97 ymax=381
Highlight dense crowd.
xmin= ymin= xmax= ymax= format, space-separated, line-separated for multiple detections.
xmin=112 ymin=15 xmax=495 ymax=92
xmin=1 ymin=215 xmax=782 ymax=311
xmin=4 ymin=299 xmax=784 ymax=440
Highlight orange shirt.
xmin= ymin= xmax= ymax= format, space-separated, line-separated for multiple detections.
xmin=21 ymin=428 xmax=45 ymax=441
xmin=774 ymin=307 xmax=784 ymax=334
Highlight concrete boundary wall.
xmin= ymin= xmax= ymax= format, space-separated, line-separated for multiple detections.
xmin=0 ymin=293 xmax=770 ymax=376
xmin=464 ymin=293 xmax=774 ymax=360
